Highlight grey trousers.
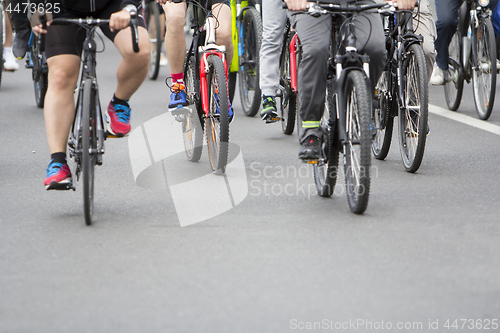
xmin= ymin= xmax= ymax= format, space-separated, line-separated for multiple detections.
xmin=259 ymin=0 xmax=288 ymax=97
xmin=412 ymin=0 xmax=437 ymax=79
xmin=293 ymin=6 xmax=387 ymax=142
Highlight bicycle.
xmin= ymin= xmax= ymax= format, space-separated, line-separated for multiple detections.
xmin=144 ymin=0 xmax=162 ymax=80
xmin=229 ymin=0 xmax=262 ymax=117
xmin=277 ymin=17 xmax=301 ymax=135
xmin=444 ymin=0 xmax=497 ymax=120
xmin=372 ymin=2 xmax=428 ymax=173
xmin=177 ymin=0 xmax=232 ymax=174
xmin=300 ymin=1 xmax=388 ymax=214
xmin=49 ymin=12 xmax=140 ymax=225
xmin=25 ymin=30 xmax=48 ymax=107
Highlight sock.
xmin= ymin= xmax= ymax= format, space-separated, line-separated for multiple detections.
xmin=4 ymin=47 xmax=12 ymax=55
xmin=112 ymin=94 xmax=129 ymax=107
xmin=51 ymin=152 xmax=67 ymax=165
xmin=171 ymin=73 xmax=184 ymax=85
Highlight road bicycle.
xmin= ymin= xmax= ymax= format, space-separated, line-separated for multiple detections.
xmin=0 ymin=0 xmax=5 ymax=87
xmin=372 ymin=3 xmax=428 ymax=173
xmin=444 ymin=0 xmax=497 ymax=120
xmin=277 ymin=17 xmax=300 ymax=135
xmin=304 ymin=1 xmax=388 ymax=214
xmin=229 ymin=0 xmax=262 ymax=116
xmin=177 ymin=0 xmax=231 ymax=174
xmin=25 ymin=30 xmax=48 ymax=107
xmin=50 ymin=13 xmax=140 ymax=225
xmin=144 ymin=0 xmax=162 ymax=80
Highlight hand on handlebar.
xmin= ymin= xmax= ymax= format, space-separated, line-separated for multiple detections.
xmin=284 ymin=0 xmax=308 ymax=11
xmin=30 ymin=11 xmax=52 ymax=36
xmin=394 ymin=0 xmax=417 ymax=10
xmin=110 ymin=9 xmax=132 ymax=32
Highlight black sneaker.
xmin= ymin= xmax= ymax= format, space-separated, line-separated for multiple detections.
xmin=299 ymin=135 xmax=320 ymax=160
xmin=260 ymin=96 xmax=279 ymax=123
xmin=13 ymin=29 xmax=31 ymax=60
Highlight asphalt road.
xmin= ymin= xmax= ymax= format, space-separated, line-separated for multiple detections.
xmin=1 ymin=34 xmax=499 ymax=332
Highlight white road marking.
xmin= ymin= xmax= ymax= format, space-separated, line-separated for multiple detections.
xmin=429 ymin=104 xmax=500 ymax=136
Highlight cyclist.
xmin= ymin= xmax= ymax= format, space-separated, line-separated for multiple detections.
xmin=157 ymin=0 xmax=234 ymax=122
xmin=285 ymin=0 xmax=394 ymax=160
xmin=259 ymin=0 xmax=287 ymax=123
xmin=32 ymin=0 xmax=151 ymax=190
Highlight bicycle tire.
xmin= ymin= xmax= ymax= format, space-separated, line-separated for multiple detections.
xmin=444 ymin=30 xmax=464 ymax=111
xmin=183 ymin=54 xmax=204 ymax=161
xmin=313 ymin=77 xmax=339 ymax=197
xmin=32 ymin=36 xmax=48 ymax=108
xmin=279 ymin=31 xmax=297 ymax=135
xmin=82 ymin=78 xmax=96 ymax=225
xmin=146 ymin=0 xmax=162 ymax=80
xmin=238 ymin=7 xmax=262 ymax=117
xmin=471 ymin=17 xmax=496 ymax=120
xmin=343 ymin=70 xmax=371 ymax=214
xmin=0 ymin=6 xmax=4 ymax=88
xmin=206 ymin=54 xmax=230 ymax=174
xmin=372 ymin=71 xmax=393 ymax=160
xmin=399 ymin=43 xmax=428 ymax=173
xmin=228 ymin=71 xmax=237 ymax=103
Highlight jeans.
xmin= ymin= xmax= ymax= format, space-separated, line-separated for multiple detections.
xmin=434 ymin=0 xmax=462 ymax=69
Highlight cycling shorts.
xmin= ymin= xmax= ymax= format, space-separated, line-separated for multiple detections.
xmin=45 ymin=0 xmax=146 ymax=59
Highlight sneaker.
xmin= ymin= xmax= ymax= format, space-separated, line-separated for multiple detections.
xmin=214 ymin=90 xmax=234 ymax=123
xmin=3 ymin=49 xmax=20 ymax=71
xmin=44 ymin=161 xmax=73 ymax=190
xmin=430 ymin=63 xmax=445 ymax=85
xmin=105 ymin=100 xmax=131 ymax=137
xmin=299 ymin=135 xmax=320 ymax=160
xmin=169 ymin=83 xmax=189 ymax=110
xmin=13 ymin=29 xmax=31 ymax=60
xmin=260 ymin=96 xmax=279 ymax=123
xmin=160 ymin=52 xmax=168 ymax=67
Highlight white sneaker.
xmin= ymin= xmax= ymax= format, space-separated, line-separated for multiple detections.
xmin=430 ymin=63 xmax=445 ymax=85
xmin=3 ymin=48 xmax=20 ymax=71
xmin=160 ymin=52 xmax=168 ymax=67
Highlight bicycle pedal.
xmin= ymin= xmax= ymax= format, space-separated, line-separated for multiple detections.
xmin=105 ymin=131 xmax=124 ymax=139
xmin=306 ymin=160 xmax=319 ymax=164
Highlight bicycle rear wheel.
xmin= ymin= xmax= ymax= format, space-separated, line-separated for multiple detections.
xmin=146 ymin=0 xmax=162 ymax=80
xmin=313 ymin=77 xmax=339 ymax=197
xmin=343 ymin=70 xmax=371 ymax=214
xmin=279 ymin=31 xmax=297 ymax=135
xmin=82 ymin=78 xmax=97 ymax=225
xmin=372 ymin=70 xmax=393 ymax=160
xmin=399 ymin=43 xmax=428 ymax=173
xmin=206 ymin=54 xmax=230 ymax=174
xmin=238 ymin=7 xmax=262 ymax=116
xmin=31 ymin=35 xmax=48 ymax=108
xmin=228 ymin=71 xmax=237 ymax=103
xmin=472 ymin=17 xmax=496 ymax=120
xmin=183 ymin=54 xmax=203 ymax=161
xmin=444 ymin=30 xmax=464 ymax=111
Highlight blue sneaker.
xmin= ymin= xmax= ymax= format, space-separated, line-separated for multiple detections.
xmin=169 ymin=83 xmax=188 ymax=111
xmin=214 ymin=91 xmax=234 ymax=123
xmin=44 ymin=161 xmax=73 ymax=190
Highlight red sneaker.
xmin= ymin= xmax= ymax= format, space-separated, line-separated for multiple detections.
xmin=105 ymin=100 xmax=131 ymax=137
xmin=44 ymin=161 xmax=73 ymax=190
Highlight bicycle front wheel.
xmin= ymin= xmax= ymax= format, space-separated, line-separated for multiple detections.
xmin=279 ymin=31 xmax=297 ymax=135
xmin=444 ymin=30 xmax=464 ymax=111
xmin=343 ymin=70 xmax=371 ymax=214
xmin=238 ymin=7 xmax=262 ymax=116
xmin=81 ymin=78 xmax=97 ymax=225
xmin=146 ymin=0 xmax=162 ymax=80
xmin=399 ymin=43 xmax=428 ymax=173
xmin=206 ymin=54 xmax=230 ymax=174
xmin=183 ymin=54 xmax=204 ymax=161
xmin=472 ymin=17 xmax=496 ymax=120
xmin=372 ymin=70 xmax=393 ymax=160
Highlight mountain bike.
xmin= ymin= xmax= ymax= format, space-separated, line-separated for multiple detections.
xmin=144 ymin=0 xmax=162 ymax=80
xmin=372 ymin=3 xmax=428 ymax=173
xmin=177 ymin=0 xmax=231 ymax=174
xmin=25 ymin=30 xmax=48 ymax=107
xmin=304 ymin=1 xmax=387 ymax=214
xmin=444 ymin=0 xmax=496 ymax=120
xmin=230 ymin=0 xmax=262 ymax=116
xmin=277 ymin=17 xmax=300 ymax=135
xmin=51 ymin=13 xmax=140 ymax=225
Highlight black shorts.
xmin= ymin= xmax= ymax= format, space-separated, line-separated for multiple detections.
xmin=45 ymin=1 xmax=146 ymax=59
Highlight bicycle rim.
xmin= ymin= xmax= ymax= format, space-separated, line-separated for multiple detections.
xmin=205 ymin=55 xmax=229 ymax=174
xmin=82 ymin=78 xmax=96 ymax=225
xmin=372 ymin=71 xmax=393 ymax=160
xmin=472 ymin=18 xmax=496 ymax=120
xmin=399 ymin=44 xmax=428 ymax=173
xmin=238 ymin=7 xmax=262 ymax=116
xmin=444 ymin=31 xmax=464 ymax=111
xmin=343 ymin=70 xmax=371 ymax=214
xmin=147 ymin=1 xmax=162 ymax=80
xmin=279 ymin=32 xmax=297 ymax=135
xmin=183 ymin=55 xmax=203 ymax=161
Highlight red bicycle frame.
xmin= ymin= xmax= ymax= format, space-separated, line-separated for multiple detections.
xmin=199 ymin=50 xmax=229 ymax=115
xmin=289 ymin=33 xmax=300 ymax=94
